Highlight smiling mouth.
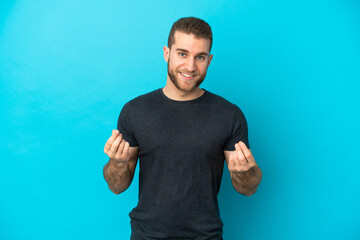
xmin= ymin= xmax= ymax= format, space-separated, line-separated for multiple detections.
xmin=180 ymin=72 xmax=196 ymax=80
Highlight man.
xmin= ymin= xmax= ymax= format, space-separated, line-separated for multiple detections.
xmin=103 ymin=17 xmax=262 ymax=240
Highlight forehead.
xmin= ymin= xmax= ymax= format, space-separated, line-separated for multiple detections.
xmin=172 ymin=31 xmax=211 ymax=54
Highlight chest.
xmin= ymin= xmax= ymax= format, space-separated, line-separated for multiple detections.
xmin=131 ymin=105 xmax=231 ymax=156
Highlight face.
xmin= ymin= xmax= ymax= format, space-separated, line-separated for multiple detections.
xmin=163 ymin=31 xmax=213 ymax=93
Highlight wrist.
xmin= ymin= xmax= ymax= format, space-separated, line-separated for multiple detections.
xmin=109 ymin=158 xmax=128 ymax=165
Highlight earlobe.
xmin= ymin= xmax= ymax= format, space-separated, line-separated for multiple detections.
xmin=163 ymin=46 xmax=169 ymax=63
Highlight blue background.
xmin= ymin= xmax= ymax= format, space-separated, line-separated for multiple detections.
xmin=1 ymin=0 xmax=359 ymax=239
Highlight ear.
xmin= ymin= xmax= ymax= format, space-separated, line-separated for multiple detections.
xmin=163 ymin=46 xmax=170 ymax=63
xmin=208 ymin=54 xmax=213 ymax=67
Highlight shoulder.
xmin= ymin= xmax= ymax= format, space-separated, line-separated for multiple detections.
xmin=128 ymin=89 xmax=160 ymax=104
xmin=123 ymin=89 xmax=161 ymax=111
xmin=205 ymin=90 xmax=243 ymax=114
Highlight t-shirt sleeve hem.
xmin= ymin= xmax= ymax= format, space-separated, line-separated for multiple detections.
xmin=223 ymin=140 xmax=250 ymax=151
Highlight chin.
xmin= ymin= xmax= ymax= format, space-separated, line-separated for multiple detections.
xmin=177 ymin=82 xmax=200 ymax=93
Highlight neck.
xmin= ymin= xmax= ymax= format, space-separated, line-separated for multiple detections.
xmin=163 ymin=78 xmax=204 ymax=101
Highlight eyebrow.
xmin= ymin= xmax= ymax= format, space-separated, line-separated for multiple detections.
xmin=175 ymin=48 xmax=208 ymax=56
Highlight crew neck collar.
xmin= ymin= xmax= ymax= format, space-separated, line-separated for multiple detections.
xmin=158 ymin=88 xmax=208 ymax=104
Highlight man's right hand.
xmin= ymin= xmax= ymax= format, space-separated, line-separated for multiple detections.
xmin=104 ymin=129 xmax=131 ymax=162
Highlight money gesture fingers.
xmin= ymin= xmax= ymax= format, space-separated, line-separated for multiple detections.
xmin=228 ymin=141 xmax=256 ymax=173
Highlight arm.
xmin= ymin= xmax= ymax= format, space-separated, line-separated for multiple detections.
xmin=224 ymin=141 xmax=262 ymax=196
xmin=103 ymin=130 xmax=139 ymax=194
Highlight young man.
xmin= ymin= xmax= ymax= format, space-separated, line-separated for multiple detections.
xmin=103 ymin=17 xmax=262 ymax=240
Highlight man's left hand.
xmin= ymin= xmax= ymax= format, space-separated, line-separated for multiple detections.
xmin=228 ymin=141 xmax=257 ymax=174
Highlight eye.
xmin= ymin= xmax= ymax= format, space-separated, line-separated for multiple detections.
xmin=196 ymin=56 xmax=205 ymax=60
xmin=178 ymin=52 xmax=186 ymax=57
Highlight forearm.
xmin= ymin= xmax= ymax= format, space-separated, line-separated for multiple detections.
xmin=231 ymin=165 xmax=262 ymax=196
xmin=103 ymin=159 xmax=133 ymax=194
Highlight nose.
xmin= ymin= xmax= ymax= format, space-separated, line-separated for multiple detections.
xmin=184 ymin=58 xmax=196 ymax=72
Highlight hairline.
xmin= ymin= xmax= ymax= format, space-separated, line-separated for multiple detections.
xmin=169 ymin=30 xmax=212 ymax=53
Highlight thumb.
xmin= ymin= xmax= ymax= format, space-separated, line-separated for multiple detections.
xmin=228 ymin=152 xmax=236 ymax=170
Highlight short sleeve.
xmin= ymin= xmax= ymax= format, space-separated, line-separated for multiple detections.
xmin=117 ymin=102 xmax=139 ymax=147
xmin=223 ymin=106 xmax=250 ymax=151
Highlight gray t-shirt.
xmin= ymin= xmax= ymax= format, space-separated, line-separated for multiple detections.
xmin=117 ymin=88 xmax=249 ymax=240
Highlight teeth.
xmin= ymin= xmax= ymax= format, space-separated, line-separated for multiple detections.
xmin=182 ymin=73 xmax=193 ymax=77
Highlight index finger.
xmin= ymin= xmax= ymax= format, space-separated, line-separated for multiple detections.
xmin=104 ymin=130 xmax=120 ymax=151
xmin=239 ymin=141 xmax=255 ymax=164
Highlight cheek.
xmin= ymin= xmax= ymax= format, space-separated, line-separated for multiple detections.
xmin=198 ymin=64 xmax=209 ymax=73
xmin=170 ymin=59 xmax=184 ymax=69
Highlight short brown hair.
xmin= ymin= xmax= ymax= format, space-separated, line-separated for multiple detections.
xmin=168 ymin=17 xmax=213 ymax=52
